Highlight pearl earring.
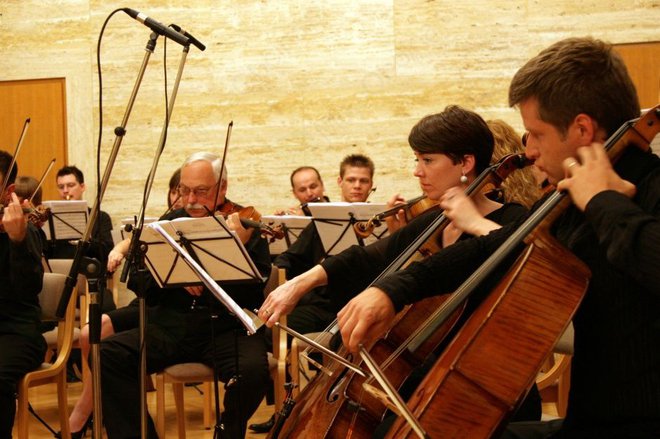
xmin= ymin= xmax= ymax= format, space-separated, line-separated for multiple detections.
xmin=460 ymin=173 xmax=468 ymax=184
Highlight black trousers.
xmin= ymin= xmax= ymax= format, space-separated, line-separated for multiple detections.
xmin=0 ymin=333 xmax=46 ymax=439
xmin=99 ymin=309 xmax=269 ymax=439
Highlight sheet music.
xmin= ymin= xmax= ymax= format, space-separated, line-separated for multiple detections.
xmin=41 ymin=200 xmax=88 ymax=240
xmin=306 ymin=202 xmax=389 ymax=255
xmin=260 ymin=214 xmax=312 ymax=255
xmin=143 ymin=215 xmax=263 ymax=288
xmin=119 ymin=216 xmax=159 ymax=240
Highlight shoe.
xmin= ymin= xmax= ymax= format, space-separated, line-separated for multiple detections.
xmin=248 ymin=414 xmax=275 ymax=433
xmin=55 ymin=416 xmax=91 ymax=439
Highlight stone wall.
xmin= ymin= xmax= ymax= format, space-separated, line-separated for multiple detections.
xmin=1 ymin=0 xmax=658 ymax=222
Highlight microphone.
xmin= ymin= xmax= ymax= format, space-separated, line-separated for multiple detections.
xmin=122 ymin=8 xmax=190 ymax=47
xmin=170 ymin=24 xmax=206 ymax=51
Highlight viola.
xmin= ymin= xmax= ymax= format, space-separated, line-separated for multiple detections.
xmin=353 ymin=195 xmax=437 ymax=238
xmin=384 ymin=107 xmax=660 ymax=438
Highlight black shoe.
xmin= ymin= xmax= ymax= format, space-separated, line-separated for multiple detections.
xmin=55 ymin=416 xmax=91 ymax=439
xmin=248 ymin=414 xmax=275 ymax=433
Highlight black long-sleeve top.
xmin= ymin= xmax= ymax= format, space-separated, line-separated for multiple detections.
xmin=355 ymin=148 xmax=660 ymax=437
xmin=0 ymin=224 xmax=44 ymax=336
xmin=321 ymin=202 xmax=527 ymax=311
xmin=129 ymin=200 xmax=272 ymax=333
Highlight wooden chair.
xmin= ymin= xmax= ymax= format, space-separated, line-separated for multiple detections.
xmin=15 ymin=272 xmax=77 ymax=439
xmin=537 ymin=323 xmax=574 ymax=417
xmin=154 ymin=266 xmax=287 ymax=439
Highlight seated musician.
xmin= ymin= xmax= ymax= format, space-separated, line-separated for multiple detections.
xmin=99 ymin=152 xmax=272 ymax=439
xmin=46 ymin=165 xmax=116 ymax=313
xmin=323 ymin=38 xmax=660 ymax=438
xmin=259 ymin=105 xmax=543 ymax=431
xmin=275 ymin=166 xmax=329 ymax=216
xmin=0 ymin=151 xmax=47 ymax=437
xmin=59 ymin=167 xmax=183 ymax=438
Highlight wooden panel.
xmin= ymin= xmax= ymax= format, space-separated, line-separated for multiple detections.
xmin=614 ymin=41 xmax=660 ymax=109
xmin=0 ymin=78 xmax=67 ymax=202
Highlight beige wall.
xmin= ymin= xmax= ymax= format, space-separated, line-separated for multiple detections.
xmin=1 ymin=0 xmax=658 ymax=223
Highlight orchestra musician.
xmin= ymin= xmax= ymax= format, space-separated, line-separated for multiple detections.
xmin=328 ymin=37 xmax=660 ymax=438
xmin=99 ymin=152 xmax=272 ymax=439
xmin=275 ymin=166 xmax=328 ymax=216
xmin=0 ymin=151 xmax=47 ymax=437
xmin=259 ymin=105 xmax=544 ymax=427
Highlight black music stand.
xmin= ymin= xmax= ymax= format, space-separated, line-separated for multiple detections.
xmin=143 ymin=215 xmax=264 ymax=328
xmin=41 ymin=200 xmax=89 ymax=243
xmin=306 ymin=202 xmax=389 ymax=256
xmin=260 ymin=214 xmax=312 ymax=257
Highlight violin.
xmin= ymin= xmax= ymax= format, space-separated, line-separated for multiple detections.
xmin=214 ymin=201 xmax=284 ymax=241
xmin=0 ymin=205 xmax=51 ymax=227
xmin=353 ymin=195 xmax=437 ymax=238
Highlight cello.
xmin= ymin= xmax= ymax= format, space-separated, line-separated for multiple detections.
xmin=382 ymin=107 xmax=660 ymax=438
xmin=270 ymin=153 xmax=532 ymax=438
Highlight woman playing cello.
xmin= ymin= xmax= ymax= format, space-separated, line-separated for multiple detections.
xmin=260 ymin=105 xmax=543 ymax=437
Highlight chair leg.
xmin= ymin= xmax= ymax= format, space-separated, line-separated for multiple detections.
xmin=56 ymin=371 xmax=71 ymax=439
xmin=16 ymin=380 xmax=30 ymax=439
xmin=155 ymin=374 xmax=166 ymax=439
xmin=202 ymin=382 xmax=213 ymax=429
xmin=172 ymin=383 xmax=186 ymax=439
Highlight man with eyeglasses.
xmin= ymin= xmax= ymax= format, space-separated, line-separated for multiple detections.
xmin=99 ymin=152 xmax=272 ymax=439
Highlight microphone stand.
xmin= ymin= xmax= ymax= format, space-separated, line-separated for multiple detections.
xmin=56 ymin=31 xmax=159 ymax=439
xmin=120 ymin=39 xmax=192 ymax=439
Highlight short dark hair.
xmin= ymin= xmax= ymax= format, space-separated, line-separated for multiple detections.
xmin=509 ymin=37 xmax=640 ymax=138
xmin=408 ymin=105 xmax=494 ymax=174
xmin=167 ymin=168 xmax=181 ymax=208
xmin=0 ymin=150 xmax=18 ymax=186
xmin=56 ymin=165 xmax=85 ymax=183
xmin=290 ymin=166 xmax=323 ymax=189
xmin=339 ymin=154 xmax=375 ymax=178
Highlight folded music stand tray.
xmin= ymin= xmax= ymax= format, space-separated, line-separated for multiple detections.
xmin=306 ymin=202 xmax=389 ymax=256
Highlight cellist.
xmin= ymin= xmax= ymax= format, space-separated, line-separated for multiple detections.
xmin=337 ymin=37 xmax=660 ymax=438
xmin=260 ymin=105 xmax=544 ymax=423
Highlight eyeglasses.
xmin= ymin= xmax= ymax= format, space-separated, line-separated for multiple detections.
xmin=178 ymin=185 xmax=212 ymax=198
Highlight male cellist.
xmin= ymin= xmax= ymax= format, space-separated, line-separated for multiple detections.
xmin=330 ymin=37 xmax=660 ymax=438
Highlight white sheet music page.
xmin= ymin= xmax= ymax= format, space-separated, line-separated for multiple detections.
xmin=41 ymin=200 xmax=88 ymax=240
xmin=143 ymin=215 xmax=262 ymax=287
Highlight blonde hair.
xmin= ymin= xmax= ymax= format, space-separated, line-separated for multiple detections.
xmin=487 ymin=120 xmax=542 ymax=209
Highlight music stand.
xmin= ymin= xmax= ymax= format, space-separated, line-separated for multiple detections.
xmin=41 ymin=200 xmax=88 ymax=242
xmin=145 ymin=215 xmax=265 ymax=333
xmin=306 ymin=202 xmax=389 ymax=256
xmin=260 ymin=214 xmax=312 ymax=256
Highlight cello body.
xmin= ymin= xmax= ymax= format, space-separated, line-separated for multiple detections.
xmin=386 ymin=232 xmax=589 ymax=437
xmin=271 ymin=293 xmax=463 ymax=438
